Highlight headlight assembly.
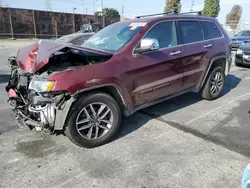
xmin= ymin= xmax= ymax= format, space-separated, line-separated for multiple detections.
xmin=29 ymin=81 xmax=55 ymax=92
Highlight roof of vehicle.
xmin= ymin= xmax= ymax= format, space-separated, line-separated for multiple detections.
xmin=125 ymin=13 xmax=216 ymax=25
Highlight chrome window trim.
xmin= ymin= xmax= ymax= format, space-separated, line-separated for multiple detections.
xmin=198 ymin=20 xmax=224 ymax=41
xmin=132 ymin=18 xmax=225 ymax=55
xmin=132 ymin=20 xmax=182 ymax=56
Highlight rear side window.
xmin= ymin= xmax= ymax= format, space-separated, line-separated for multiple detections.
xmin=178 ymin=21 xmax=203 ymax=44
xmin=143 ymin=21 xmax=177 ymax=48
xmin=200 ymin=21 xmax=223 ymax=40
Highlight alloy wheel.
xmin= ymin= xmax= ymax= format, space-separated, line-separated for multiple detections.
xmin=76 ymin=102 xmax=113 ymax=140
xmin=210 ymin=71 xmax=224 ymax=95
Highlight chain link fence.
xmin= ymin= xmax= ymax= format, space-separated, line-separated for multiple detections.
xmin=0 ymin=7 xmax=119 ymax=39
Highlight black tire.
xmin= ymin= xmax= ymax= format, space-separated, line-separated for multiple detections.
xmin=235 ymin=61 xmax=241 ymax=67
xmin=65 ymin=92 xmax=121 ymax=148
xmin=201 ymin=66 xmax=225 ymax=100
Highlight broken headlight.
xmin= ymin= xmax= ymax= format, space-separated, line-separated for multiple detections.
xmin=29 ymin=81 xmax=55 ymax=92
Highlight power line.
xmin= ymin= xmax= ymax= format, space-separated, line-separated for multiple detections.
xmin=50 ymin=0 xmax=152 ymax=15
xmin=52 ymin=0 xmax=101 ymax=7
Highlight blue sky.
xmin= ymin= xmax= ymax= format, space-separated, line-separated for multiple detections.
xmin=2 ymin=0 xmax=250 ymax=25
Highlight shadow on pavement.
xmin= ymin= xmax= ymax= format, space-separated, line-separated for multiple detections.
xmin=118 ymin=92 xmax=201 ymax=140
xmin=0 ymin=74 xmax=10 ymax=84
xmin=222 ymin=74 xmax=241 ymax=96
xmin=117 ymin=74 xmax=242 ymax=141
xmin=209 ymin=99 xmax=250 ymax=157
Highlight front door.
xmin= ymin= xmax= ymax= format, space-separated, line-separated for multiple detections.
xmin=126 ymin=21 xmax=185 ymax=106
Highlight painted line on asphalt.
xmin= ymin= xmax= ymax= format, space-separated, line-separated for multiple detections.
xmin=0 ymin=106 xmax=11 ymax=110
xmin=186 ymin=92 xmax=250 ymax=125
xmin=53 ymin=172 xmax=87 ymax=188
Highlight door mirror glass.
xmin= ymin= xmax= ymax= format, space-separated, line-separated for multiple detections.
xmin=134 ymin=38 xmax=159 ymax=53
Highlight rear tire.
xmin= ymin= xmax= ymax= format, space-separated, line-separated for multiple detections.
xmin=65 ymin=92 xmax=121 ymax=148
xmin=201 ymin=66 xmax=225 ymax=100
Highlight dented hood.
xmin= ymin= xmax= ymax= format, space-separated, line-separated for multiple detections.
xmin=17 ymin=39 xmax=112 ymax=73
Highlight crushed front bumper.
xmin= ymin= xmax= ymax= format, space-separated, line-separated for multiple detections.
xmin=5 ymin=57 xmax=74 ymax=132
xmin=7 ymin=88 xmax=74 ymax=132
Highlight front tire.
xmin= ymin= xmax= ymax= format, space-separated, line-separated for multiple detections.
xmin=65 ymin=93 xmax=121 ymax=148
xmin=201 ymin=66 xmax=225 ymax=100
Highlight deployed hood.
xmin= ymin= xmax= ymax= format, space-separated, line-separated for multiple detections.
xmin=17 ymin=39 xmax=112 ymax=73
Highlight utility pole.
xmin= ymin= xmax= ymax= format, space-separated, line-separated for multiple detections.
xmin=121 ymin=5 xmax=124 ymax=18
xmin=8 ymin=8 xmax=14 ymax=39
xmin=190 ymin=0 xmax=195 ymax=12
xmin=81 ymin=0 xmax=84 ymax=14
xmin=32 ymin=10 xmax=37 ymax=38
xmin=73 ymin=8 xmax=76 ymax=33
xmin=86 ymin=8 xmax=88 ymax=14
xmin=93 ymin=1 xmax=96 ymax=14
xmin=101 ymin=0 xmax=105 ymax=27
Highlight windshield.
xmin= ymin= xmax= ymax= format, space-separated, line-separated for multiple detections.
xmin=82 ymin=22 xmax=145 ymax=53
xmin=237 ymin=31 xmax=250 ymax=37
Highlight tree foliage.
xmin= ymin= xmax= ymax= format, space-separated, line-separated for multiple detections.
xmin=226 ymin=5 xmax=243 ymax=29
xmin=203 ymin=0 xmax=220 ymax=17
xmin=164 ymin=0 xmax=181 ymax=13
xmin=95 ymin=8 xmax=120 ymax=19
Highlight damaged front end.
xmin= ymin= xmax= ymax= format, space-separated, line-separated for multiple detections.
xmin=6 ymin=57 xmax=70 ymax=132
xmin=6 ymin=40 xmax=112 ymax=133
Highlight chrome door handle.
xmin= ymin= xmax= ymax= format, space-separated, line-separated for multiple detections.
xmin=204 ymin=44 xmax=212 ymax=48
xmin=170 ymin=51 xmax=182 ymax=56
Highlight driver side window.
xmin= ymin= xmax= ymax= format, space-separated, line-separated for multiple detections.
xmin=143 ymin=21 xmax=177 ymax=49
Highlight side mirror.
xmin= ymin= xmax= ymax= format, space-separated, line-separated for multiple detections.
xmin=134 ymin=38 xmax=159 ymax=54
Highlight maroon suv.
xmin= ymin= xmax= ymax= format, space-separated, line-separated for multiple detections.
xmin=6 ymin=13 xmax=232 ymax=148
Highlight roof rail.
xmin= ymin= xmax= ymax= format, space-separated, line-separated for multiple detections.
xmin=136 ymin=10 xmax=203 ymax=19
xmin=179 ymin=11 xmax=203 ymax=16
xmin=136 ymin=10 xmax=178 ymax=19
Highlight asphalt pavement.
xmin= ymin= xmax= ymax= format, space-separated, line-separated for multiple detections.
xmin=0 ymin=43 xmax=250 ymax=188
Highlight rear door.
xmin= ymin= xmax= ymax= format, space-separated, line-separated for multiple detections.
xmin=129 ymin=21 xmax=185 ymax=106
xmin=177 ymin=20 xmax=207 ymax=89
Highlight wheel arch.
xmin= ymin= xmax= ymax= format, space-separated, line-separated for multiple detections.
xmin=73 ymin=84 xmax=130 ymax=112
xmin=199 ymin=55 xmax=227 ymax=90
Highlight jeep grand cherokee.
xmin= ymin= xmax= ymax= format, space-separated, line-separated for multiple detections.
xmin=6 ymin=12 xmax=232 ymax=148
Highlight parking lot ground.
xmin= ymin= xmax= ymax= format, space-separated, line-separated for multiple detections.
xmin=143 ymin=67 xmax=250 ymax=157
xmin=0 ymin=113 xmax=249 ymax=188
xmin=0 ymin=46 xmax=250 ymax=187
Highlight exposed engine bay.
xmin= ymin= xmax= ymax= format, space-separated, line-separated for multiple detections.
xmin=6 ymin=44 xmax=112 ymax=133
